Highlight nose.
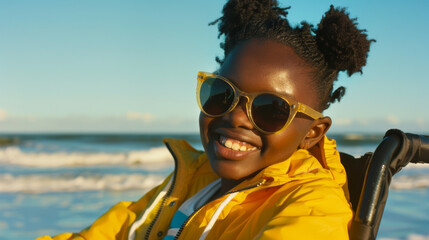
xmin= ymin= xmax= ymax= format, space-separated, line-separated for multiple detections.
xmin=221 ymin=97 xmax=254 ymax=130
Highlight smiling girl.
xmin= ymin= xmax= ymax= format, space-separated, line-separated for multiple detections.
xmin=37 ymin=0 xmax=373 ymax=239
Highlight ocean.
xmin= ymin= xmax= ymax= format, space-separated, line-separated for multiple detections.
xmin=0 ymin=133 xmax=428 ymax=240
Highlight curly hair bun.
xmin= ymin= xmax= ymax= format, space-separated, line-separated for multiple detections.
xmin=210 ymin=1 xmax=374 ymax=109
xmin=210 ymin=0 xmax=290 ymax=38
xmin=315 ymin=5 xmax=375 ymax=76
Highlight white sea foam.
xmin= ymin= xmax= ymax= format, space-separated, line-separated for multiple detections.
xmin=0 ymin=146 xmax=174 ymax=168
xmin=391 ymin=175 xmax=429 ymax=189
xmin=380 ymin=233 xmax=429 ymax=240
xmin=0 ymin=173 xmax=165 ymax=193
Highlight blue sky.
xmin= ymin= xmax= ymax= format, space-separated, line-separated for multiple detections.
xmin=0 ymin=0 xmax=428 ymax=134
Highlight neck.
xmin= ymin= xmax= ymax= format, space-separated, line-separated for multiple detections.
xmin=219 ymin=169 xmax=262 ymax=196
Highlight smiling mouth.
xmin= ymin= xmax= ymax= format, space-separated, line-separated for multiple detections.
xmin=218 ymin=135 xmax=259 ymax=151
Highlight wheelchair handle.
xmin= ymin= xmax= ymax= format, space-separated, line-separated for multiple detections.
xmin=350 ymin=129 xmax=429 ymax=240
xmin=406 ymin=132 xmax=429 ymax=164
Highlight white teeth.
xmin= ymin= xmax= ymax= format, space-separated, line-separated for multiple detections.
xmin=232 ymin=143 xmax=240 ymax=151
xmin=225 ymin=140 xmax=232 ymax=148
xmin=219 ymin=135 xmax=258 ymax=151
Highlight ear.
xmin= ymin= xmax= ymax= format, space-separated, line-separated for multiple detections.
xmin=299 ymin=116 xmax=332 ymax=149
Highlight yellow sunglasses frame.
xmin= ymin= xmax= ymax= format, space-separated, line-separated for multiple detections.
xmin=197 ymin=72 xmax=324 ymax=134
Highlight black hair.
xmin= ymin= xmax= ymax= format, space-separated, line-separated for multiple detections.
xmin=210 ymin=0 xmax=374 ymax=110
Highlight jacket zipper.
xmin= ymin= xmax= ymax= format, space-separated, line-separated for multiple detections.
xmin=144 ymin=143 xmax=178 ymax=240
xmin=173 ymin=179 xmax=267 ymax=240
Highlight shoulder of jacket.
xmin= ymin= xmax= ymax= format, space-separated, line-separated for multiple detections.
xmin=272 ymin=177 xmax=351 ymax=214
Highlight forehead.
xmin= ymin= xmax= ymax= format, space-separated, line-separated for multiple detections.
xmin=219 ymin=39 xmax=317 ymax=104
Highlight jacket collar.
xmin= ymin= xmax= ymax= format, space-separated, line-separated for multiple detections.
xmin=163 ymin=136 xmax=347 ymax=193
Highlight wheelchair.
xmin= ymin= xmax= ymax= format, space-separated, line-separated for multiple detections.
xmin=340 ymin=129 xmax=429 ymax=240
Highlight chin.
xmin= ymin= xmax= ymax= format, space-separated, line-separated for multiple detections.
xmin=209 ymin=158 xmax=255 ymax=181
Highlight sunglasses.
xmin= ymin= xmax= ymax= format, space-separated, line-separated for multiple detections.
xmin=196 ymin=72 xmax=323 ymax=134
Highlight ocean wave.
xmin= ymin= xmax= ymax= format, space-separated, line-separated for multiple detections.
xmin=0 ymin=146 xmax=174 ymax=168
xmin=391 ymin=175 xmax=429 ymax=189
xmin=379 ymin=233 xmax=429 ymax=240
xmin=0 ymin=173 xmax=165 ymax=193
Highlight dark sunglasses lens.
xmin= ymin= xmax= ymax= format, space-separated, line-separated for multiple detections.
xmin=252 ymin=94 xmax=290 ymax=132
xmin=200 ymin=77 xmax=235 ymax=115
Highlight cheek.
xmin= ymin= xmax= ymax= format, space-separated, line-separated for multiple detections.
xmin=266 ymin=120 xmax=311 ymax=161
xmin=199 ymin=112 xmax=213 ymax=149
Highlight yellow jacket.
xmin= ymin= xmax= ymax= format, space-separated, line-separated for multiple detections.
xmin=36 ymin=137 xmax=352 ymax=240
